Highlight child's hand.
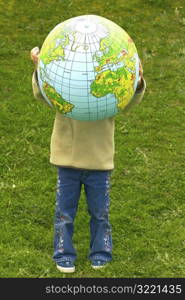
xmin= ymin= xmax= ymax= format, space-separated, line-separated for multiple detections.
xmin=30 ymin=47 xmax=40 ymax=67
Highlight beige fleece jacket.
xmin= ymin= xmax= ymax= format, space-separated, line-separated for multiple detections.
xmin=32 ymin=72 xmax=146 ymax=170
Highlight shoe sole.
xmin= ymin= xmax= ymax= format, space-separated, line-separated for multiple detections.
xmin=57 ymin=265 xmax=75 ymax=273
xmin=91 ymin=265 xmax=106 ymax=269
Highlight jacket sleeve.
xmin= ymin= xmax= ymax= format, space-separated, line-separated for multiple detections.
xmin=32 ymin=71 xmax=53 ymax=108
xmin=32 ymin=70 xmax=45 ymax=101
xmin=124 ymin=77 xmax=146 ymax=112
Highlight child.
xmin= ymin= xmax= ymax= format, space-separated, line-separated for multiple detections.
xmin=31 ymin=46 xmax=146 ymax=273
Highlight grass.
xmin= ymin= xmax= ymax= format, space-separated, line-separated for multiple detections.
xmin=0 ymin=0 xmax=185 ymax=278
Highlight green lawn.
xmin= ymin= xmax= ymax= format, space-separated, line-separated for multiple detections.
xmin=0 ymin=0 xmax=185 ymax=278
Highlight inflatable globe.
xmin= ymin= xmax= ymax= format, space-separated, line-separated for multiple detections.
xmin=38 ymin=15 xmax=139 ymax=121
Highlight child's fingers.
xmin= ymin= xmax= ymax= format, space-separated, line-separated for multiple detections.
xmin=30 ymin=47 xmax=40 ymax=60
xmin=30 ymin=47 xmax=40 ymax=64
xmin=31 ymin=46 xmax=40 ymax=55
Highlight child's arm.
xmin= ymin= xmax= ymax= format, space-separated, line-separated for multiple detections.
xmin=134 ymin=59 xmax=146 ymax=103
xmin=30 ymin=47 xmax=46 ymax=103
xmin=124 ymin=60 xmax=146 ymax=112
xmin=32 ymin=70 xmax=45 ymax=102
xmin=132 ymin=76 xmax=146 ymax=104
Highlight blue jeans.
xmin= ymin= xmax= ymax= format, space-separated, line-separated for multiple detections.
xmin=53 ymin=167 xmax=112 ymax=264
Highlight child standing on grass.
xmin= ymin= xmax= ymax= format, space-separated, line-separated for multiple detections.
xmin=31 ymin=46 xmax=145 ymax=273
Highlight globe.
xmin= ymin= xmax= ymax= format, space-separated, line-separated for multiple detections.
xmin=38 ymin=15 xmax=139 ymax=121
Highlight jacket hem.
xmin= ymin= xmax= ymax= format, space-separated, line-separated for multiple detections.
xmin=50 ymin=162 xmax=114 ymax=171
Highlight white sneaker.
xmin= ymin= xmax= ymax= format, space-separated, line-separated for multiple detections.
xmin=56 ymin=262 xmax=75 ymax=273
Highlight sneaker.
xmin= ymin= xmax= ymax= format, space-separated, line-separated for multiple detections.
xmin=91 ymin=260 xmax=107 ymax=269
xmin=56 ymin=261 xmax=75 ymax=273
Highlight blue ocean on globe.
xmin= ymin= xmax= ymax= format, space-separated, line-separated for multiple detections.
xmin=38 ymin=15 xmax=139 ymax=121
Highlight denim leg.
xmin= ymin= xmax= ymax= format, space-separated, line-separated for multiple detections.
xmin=83 ymin=171 xmax=112 ymax=262
xmin=53 ymin=167 xmax=81 ymax=264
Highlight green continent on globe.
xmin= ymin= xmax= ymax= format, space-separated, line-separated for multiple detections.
xmin=43 ymin=82 xmax=74 ymax=113
xmin=91 ymin=28 xmax=137 ymax=109
xmin=40 ymin=25 xmax=70 ymax=66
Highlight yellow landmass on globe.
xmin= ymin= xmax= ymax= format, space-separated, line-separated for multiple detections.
xmin=39 ymin=22 xmax=70 ymax=65
xmin=91 ymin=28 xmax=137 ymax=109
xmin=43 ymin=82 xmax=74 ymax=113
